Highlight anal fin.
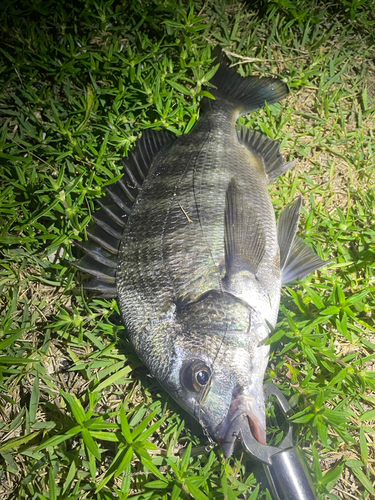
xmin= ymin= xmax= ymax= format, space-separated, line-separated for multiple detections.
xmin=278 ymin=197 xmax=329 ymax=284
xmin=282 ymin=236 xmax=329 ymax=285
xmin=277 ymin=196 xmax=302 ymax=270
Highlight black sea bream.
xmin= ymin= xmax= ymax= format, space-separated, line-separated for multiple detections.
xmin=73 ymin=49 xmax=327 ymax=457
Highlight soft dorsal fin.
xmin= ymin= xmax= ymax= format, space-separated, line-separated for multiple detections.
xmin=277 ymin=197 xmax=329 ymax=285
xmin=237 ymin=126 xmax=297 ymax=183
xmin=207 ymin=46 xmax=289 ymax=117
xmin=71 ymin=129 xmax=176 ymax=297
xmin=277 ymin=196 xmax=302 ymax=270
xmin=224 ymin=178 xmax=266 ymax=279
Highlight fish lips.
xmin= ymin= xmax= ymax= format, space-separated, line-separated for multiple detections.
xmin=217 ymin=394 xmax=266 ymax=458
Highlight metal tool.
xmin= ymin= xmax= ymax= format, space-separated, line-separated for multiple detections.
xmin=228 ymin=383 xmax=319 ymax=500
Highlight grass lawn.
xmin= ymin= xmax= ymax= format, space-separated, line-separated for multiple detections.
xmin=1 ymin=0 xmax=375 ymax=498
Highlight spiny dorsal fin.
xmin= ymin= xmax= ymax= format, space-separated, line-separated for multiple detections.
xmin=71 ymin=129 xmax=176 ymax=297
xmin=123 ymin=128 xmax=176 ymax=181
xmin=207 ymin=47 xmax=289 ymax=117
xmin=282 ymin=236 xmax=329 ymax=286
xmin=81 ymin=278 xmax=117 ymax=298
xmin=277 ymin=196 xmax=302 ymax=270
xmin=74 ymin=240 xmax=117 ymax=268
xmin=92 ymin=210 xmax=123 ymax=240
xmin=71 ymin=256 xmax=116 ymax=283
xmin=237 ymin=126 xmax=297 ymax=183
xmin=224 ymin=178 xmax=266 ymax=278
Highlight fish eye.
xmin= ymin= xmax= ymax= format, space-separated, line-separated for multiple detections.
xmin=181 ymin=360 xmax=211 ymax=393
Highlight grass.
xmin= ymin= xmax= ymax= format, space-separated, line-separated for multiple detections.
xmin=1 ymin=0 xmax=375 ymax=498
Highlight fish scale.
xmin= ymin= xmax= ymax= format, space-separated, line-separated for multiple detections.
xmin=72 ymin=47 xmax=328 ymax=457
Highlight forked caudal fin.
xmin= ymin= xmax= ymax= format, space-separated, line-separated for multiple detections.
xmin=70 ymin=129 xmax=176 ymax=297
xmin=278 ymin=197 xmax=329 ymax=285
xmin=207 ymin=46 xmax=289 ymax=117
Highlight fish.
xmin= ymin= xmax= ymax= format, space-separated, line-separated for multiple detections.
xmin=72 ymin=47 xmax=327 ymax=458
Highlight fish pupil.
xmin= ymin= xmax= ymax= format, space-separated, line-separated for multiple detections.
xmin=180 ymin=360 xmax=211 ymax=392
xmin=196 ymin=370 xmax=209 ymax=386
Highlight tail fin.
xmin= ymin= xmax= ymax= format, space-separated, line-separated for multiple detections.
xmin=207 ymin=47 xmax=289 ymax=117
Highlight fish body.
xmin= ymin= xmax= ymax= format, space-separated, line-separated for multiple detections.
xmin=73 ymin=49 xmax=327 ymax=456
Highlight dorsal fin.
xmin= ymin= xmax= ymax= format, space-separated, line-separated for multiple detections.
xmin=126 ymin=128 xmax=176 ymax=180
xmin=237 ymin=126 xmax=296 ymax=183
xmin=71 ymin=129 xmax=176 ymax=296
xmin=224 ymin=178 xmax=266 ymax=279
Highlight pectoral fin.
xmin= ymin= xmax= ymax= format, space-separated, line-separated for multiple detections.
xmin=224 ymin=178 xmax=266 ymax=278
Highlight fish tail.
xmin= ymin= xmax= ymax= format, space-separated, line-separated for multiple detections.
xmin=207 ymin=46 xmax=289 ymax=116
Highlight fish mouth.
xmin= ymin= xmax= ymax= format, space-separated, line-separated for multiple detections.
xmin=218 ymin=392 xmax=266 ymax=458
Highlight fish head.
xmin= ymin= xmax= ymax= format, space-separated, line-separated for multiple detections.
xmin=164 ymin=291 xmax=270 ymax=457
